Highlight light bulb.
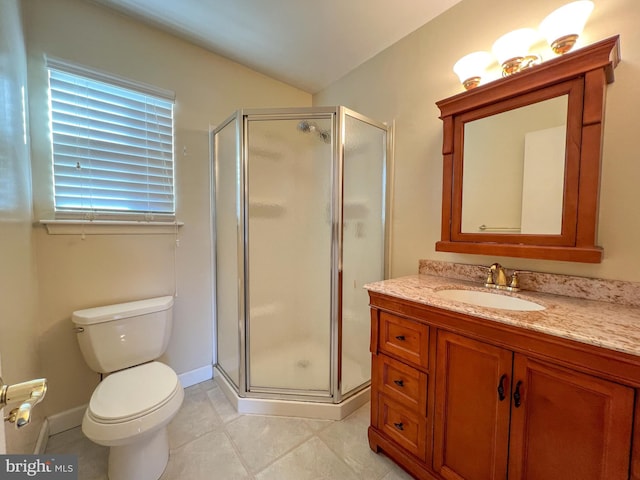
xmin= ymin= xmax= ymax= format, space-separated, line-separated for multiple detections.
xmin=453 ymin=51 xmax=494 ymax=90
xmin=539 ymin=1 xmax=594 ymax=54
xmin=492 ymin=28 xmax=540 ymax=76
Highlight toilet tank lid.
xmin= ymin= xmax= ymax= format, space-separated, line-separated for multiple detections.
xmin=72 ymin=296 xmax=174 ymax=325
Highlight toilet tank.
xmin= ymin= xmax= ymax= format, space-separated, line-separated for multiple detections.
xmin=72 ymin=296 xmax=174 ymax=373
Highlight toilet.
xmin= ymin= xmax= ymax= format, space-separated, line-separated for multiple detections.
xmin=72 ymin=296 xmax=184 ymax=480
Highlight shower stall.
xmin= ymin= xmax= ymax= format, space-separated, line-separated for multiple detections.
xmin=211 ymin=106 xmax=389 ymax=419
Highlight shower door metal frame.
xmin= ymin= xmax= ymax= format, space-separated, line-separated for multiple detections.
xmin=242 ymin=107 xmax=338 ymax=402
xmin=212 ymin=106 xmax=391 ymax=404
xmin=211 ymin=111 xmax=246 ymax=392
xmin=335 ymin=106 xmax=391 ymax=403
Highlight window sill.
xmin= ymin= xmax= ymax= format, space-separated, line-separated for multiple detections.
xmin=39 ymin=220 xmax=184 ymax=235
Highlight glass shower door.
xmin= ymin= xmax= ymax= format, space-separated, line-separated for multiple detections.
xmin=213 ymin=116 xmax=242 ymax=388
xmin=341 ymin=110 xmax=387 ymax=396
xmin=245 ymin=115 xmax=334 ymax=396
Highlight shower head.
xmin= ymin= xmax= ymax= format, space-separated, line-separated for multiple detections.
xmin=297 ymin=120 xmax=331 ymax=143
xmin=297 ymin=120 xmax=316 ymax=133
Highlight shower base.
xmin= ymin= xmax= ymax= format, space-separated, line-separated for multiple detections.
xmin=215 ymin=337 xmax=370 ymax=420
xmin=249 ymin=338 xmax=370 ymax=394
xmin=214 ymin=367 xmax=370 ymax=420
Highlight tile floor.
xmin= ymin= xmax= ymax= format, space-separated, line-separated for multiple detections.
xmin=45 ymin=380 xmax=413 ymax=479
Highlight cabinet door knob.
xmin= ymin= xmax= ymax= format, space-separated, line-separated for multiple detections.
xmin=513 ymin=380 xmax=523 ymax=408
xmin=497 ymin=374 xmax=507 ymax=401
xmin=393 ymin=422 xmax=404 ymax=431
xmin=395 ymin=335 xmax=406 ymax=341
xmin=393 ymin=379 xmax=404 ymax=387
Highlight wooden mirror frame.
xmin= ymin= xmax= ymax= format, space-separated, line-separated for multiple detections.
xmin=436 ymin=35 xmax=620 ymax=263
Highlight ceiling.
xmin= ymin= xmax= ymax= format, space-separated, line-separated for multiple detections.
xmin=92 ymin=0 xmax=464 ymax=93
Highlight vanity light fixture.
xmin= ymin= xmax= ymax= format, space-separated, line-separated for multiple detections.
xmin=539 ymin=0 xmax=594 ymax=54
xmin=453 ymin=51 xmax=494 ymax=90
xmin=492 ymin=28 xmax=541 ymax=76
xmin=452 ymin=1 xmax=596 ymax=89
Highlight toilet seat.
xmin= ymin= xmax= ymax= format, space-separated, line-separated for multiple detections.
xmin=82 ymin=362 xmax=184 ymax=447
xmin=89 ymin=361 xmax=179 ymax=423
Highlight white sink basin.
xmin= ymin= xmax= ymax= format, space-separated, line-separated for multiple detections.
xmin=434 ymin=289 xmax=545 ymax=311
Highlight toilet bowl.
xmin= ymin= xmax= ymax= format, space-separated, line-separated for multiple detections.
xmin=83 ymin=362 xmax=184 ymax=480
xmin=72 ymin=297 xmax=184 ymax=480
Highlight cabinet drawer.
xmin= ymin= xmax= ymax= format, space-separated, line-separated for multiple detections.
xmin=378 ymin=394 xmax=427 ymax=461
xmin=375 ymin=354 xmax=427 ymax=413
xmin=379 ymin=312 xmax=429 ymax=369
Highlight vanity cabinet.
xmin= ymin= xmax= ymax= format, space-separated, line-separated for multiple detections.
xmin=368 ymin=292 xmax=640 ymax=480
xmin=434 ymin=331 xmax=634 ymax=480
xmin=433 ymin=331 xmax=512 ymax=480
xmin=371 ymin=311 xmax=432 ymax=463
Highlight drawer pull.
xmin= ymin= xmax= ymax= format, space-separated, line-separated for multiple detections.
xmin=393 ymin=422 xmax=404 ymax=431
xmin=395 ymin=335 xmax=406 ymax=341
xmin=513 ymin=380 xmax=523 ymax=408
xmin=393 ymin=379 xmax=404 ymax=387
xmin=497 ymin=374 xmax=507 ymax=401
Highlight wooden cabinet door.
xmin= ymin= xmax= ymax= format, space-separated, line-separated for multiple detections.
xmin=434 ymin=331 xmax=513 ymax=480
xmin=508 ymin=355 xmax=634 ymax=480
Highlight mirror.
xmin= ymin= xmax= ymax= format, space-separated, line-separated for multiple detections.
xmin=462 ymin=95 xmax=568 ymax=235
xmin=436 ymin=35 xmax=620 ymax=263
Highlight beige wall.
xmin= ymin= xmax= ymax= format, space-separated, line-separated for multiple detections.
xmin=9 ymin=0 xmax=639 ymax=435
xmin=315 ymin=0 xmax=640 ymax=282
xmin=0 ymin=0 xmax=43 ymax=453
xmin=23 ymin=0 xmax=311 ymax=416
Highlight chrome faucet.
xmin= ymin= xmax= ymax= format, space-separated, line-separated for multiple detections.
xmin=1 ymin=377 xmax=47 ymax=429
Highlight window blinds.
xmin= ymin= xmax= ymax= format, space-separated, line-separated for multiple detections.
xmin=47 ymin=59 xmax=175 ymax=220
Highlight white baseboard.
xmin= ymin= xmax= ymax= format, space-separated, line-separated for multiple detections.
xmin=34 ymin=418 xmax=50 ymax=454
xmin=178 ymin=364 xmax=213 ymax=388
xmin=47 ymin=404 xmax=87 ymax=436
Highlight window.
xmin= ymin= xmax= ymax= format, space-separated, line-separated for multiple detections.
xmin=47 ymin=58 xmax=175 ymax=221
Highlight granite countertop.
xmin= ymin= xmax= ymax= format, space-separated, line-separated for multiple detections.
xmin=365 ymin=274 xmax=640 ymax=357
